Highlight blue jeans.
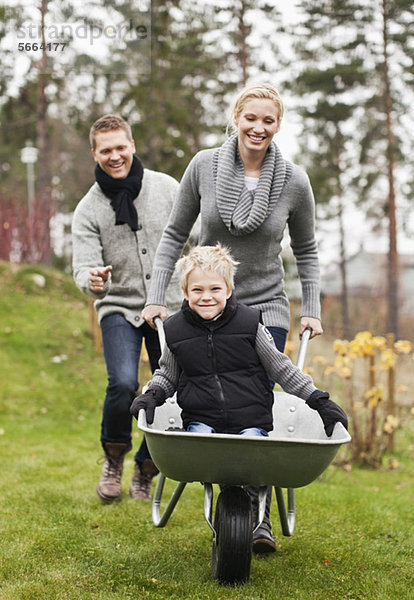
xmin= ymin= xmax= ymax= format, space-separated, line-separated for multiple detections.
xmin=266 ymin=326 xmax=287 ymax=388
xmin=266 ymin=326 xmax=287 ymax=353
xmin=187 ymin=422 xmax=269 ymax=437
xmin=100 ymin=313 xmax=161 ymax=464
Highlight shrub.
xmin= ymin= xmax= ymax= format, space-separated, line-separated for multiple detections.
xmin=310 ymin=331 xmax=413 ymax=467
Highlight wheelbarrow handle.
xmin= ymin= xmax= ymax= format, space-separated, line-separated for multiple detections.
xmin=296 ymin=327 xmax=311 ymax=371
xmin=154 ymin=316 xmax=166 ymax=351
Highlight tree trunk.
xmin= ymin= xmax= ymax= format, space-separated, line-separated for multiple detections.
xmin=338 ymin=196 xmax=351 ymax=338
xmin=146 ymin=0 xmax=156 ymax=170
xmin=36 ymin=0 xmax=53 ymax=265
xmin=333 ymin=129 xmax=351 ymax=338
xmin=382 ymin=0 xmax=399 ymax=337
xmin=237 ymin=1 xmax=249 ymax=86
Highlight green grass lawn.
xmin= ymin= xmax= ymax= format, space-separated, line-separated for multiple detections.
xmin=1 ymin=261 xmax=413 ymax=600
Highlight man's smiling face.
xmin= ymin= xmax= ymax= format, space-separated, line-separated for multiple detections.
xmin=92 ymin=129 xmax=135 ymax=179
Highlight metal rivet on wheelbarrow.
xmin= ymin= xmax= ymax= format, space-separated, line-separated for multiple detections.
xmin=169 ymin=417 xmax=175 ymax=424
xmin=289 ymin=406 xmax=296 ymax=412
xmin=288 ymin=426 xmax=295 ymax=432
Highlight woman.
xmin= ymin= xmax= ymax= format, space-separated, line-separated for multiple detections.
xmin=142 ymin=82 xmax=323 ymax=551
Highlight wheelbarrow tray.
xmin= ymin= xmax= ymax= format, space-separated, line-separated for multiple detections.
xmin=139 ymin=390 xmax=351 ymax=489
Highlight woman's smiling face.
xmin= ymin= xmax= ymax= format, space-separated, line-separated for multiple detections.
xmin=234 ymin=97 xmax=280 ymax=155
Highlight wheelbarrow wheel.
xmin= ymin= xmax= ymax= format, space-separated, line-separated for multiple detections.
xmin=212 ymin=486 xmax=252 ymax=585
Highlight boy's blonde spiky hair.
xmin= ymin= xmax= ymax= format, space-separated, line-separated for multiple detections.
xmin=176 ymin=244 xmax=239 ymax=293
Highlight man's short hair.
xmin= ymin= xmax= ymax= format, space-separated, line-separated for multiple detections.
xmin=176 ymin=244 xmax=239 ymax=293
xmin=89 ymin=114 xmax=133 ymax=150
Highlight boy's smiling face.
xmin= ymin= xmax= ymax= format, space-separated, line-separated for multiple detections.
xmin=184 ymin=267 xmax=231 ymax=320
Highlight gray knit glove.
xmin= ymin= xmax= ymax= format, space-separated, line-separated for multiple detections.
xmin=306 ymin=390 xmax=348 ymax=436
xmin=130 ymin=385 xmax=166 ymax=424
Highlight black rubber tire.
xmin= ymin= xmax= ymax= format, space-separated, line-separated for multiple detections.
xmin=212 ymin=486 xmax=253 ymax=585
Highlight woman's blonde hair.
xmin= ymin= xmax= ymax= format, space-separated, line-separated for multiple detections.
xmin=177 ymin=244 xmax=239 ymax=293
xmin=226 ymin=82 xmax=284 ymax=136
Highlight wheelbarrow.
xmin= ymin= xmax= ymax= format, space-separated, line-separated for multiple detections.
xmin=137 ymin=319 xmax=351 ymax=585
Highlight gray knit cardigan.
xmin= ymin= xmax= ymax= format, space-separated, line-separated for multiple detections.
xmin=72 ymin=169 xmax=182 ymax=326
xmin=146 ymin=147 xmax=321 ymax=330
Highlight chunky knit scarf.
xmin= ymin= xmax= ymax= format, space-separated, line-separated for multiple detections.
xmin=213 ymin=134 xmax=291 ymax=236
xmin=95 ymin=155 xmax=144 ymax=231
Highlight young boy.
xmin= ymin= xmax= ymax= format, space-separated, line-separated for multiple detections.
xmin=130 ymin=244 xmax=347 ymax=438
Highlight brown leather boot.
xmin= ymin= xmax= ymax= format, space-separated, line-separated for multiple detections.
xmin=129 ymin=459 xmax=159 ymax=501
xmin=96 ymin=442 xmax=130 ymax=502
xmin=247 ymin=486 xmax=276 ymax=553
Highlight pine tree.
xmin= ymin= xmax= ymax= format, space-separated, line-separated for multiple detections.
xmin=356 ymin=0 xmax=414 ymax=337
xmin=98 ymin=0 xmax=231 ymax=180
xmin=0 ymin=0 xmax=110 ymax=262
xmin=287 ymin=0 xmax=371 ymax=337
xmin=289 ymin=0 xmax=414 ymax=337
xmin=211 ymin=0 xmax=284 ymax=86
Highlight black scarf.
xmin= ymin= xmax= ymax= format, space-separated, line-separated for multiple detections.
xmin=95 ymin=155 xmax=144 ymax=231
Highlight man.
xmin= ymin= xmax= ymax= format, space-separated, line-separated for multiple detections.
xmin=72 ymin=114 xmax=182 ymax=502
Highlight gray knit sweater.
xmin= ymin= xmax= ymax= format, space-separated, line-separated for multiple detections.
xmin=146 ymin=146 xmax=321 ymax=330
xmin=150 ymin=323 xmax=316 ymax=400
xmin=72 ymin=169 xmax=182 ymax=326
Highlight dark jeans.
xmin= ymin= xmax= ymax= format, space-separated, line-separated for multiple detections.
xmin=251 ymin=326 xmax=288 ymax=537
xmin=266 ymin=326 xmax=287 ymax=352
xmin=100 ymin=313 xmax=161 ymax=465
xmin=266 ymin=326 xmax=288 ymax=388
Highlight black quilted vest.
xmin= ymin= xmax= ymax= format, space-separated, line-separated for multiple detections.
xmin=163 ymin=294 xmax=273 ymax=433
